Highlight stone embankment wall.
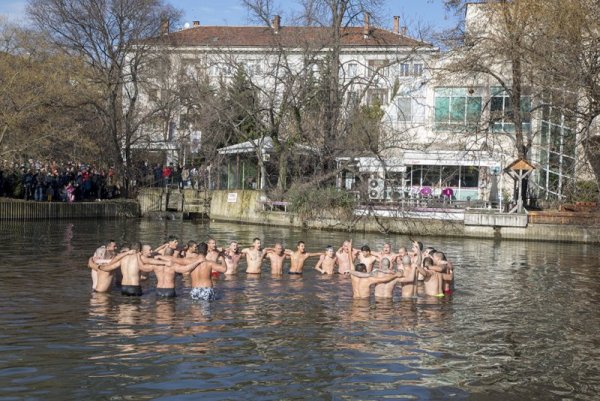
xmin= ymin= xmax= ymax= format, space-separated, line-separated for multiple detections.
xmin=137 ymin=188 xmax=209 ymax=216
xmin=0 ymin=199 xmax=139 ymax=220
xmin=209 ymin=190 xmax=600 ymax=244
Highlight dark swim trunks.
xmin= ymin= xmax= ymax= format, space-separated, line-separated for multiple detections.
xmin=156 ymin=287 xmax=176 ymax=298
xmin=444 ymin=289 xmax=453 ymax=295
xmin=288 ymin=271 xmax=303 ymax=275
xmin=121 ymin=285 xmax=142 ymax=296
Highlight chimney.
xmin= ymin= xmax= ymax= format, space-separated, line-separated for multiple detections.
xmin=363 ymin=12 xmax=370 ymax=38
xmin=272 ymin=15 xmax=281 ymax=34
xmin=160 ymin=17 xmax=170 ymax=35
xmin=192 ymin=20 xmax=200 ymax=27
xmin=393 ymin=16 xmax=400 ymax=34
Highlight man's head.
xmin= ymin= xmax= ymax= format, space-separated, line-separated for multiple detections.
xmin=297 ymin=241 xmax=305 ymax=252
xmin=433 ymin=251 xmax=446 ymax=264
xmin=207 ymin=238 xmax=216 ymax=250
xmin=229 ymin=241 xmax=239 ymax=253
xmin=355 ymin=263 xmax=367 ymax=273
xmin=342 ymin=241 xmax=350 ymax=252
xmin=167 ymin=235 xmax=178 ymax=249
xmin=106 ymin=240 xmax=117 ymax=252
xmin=325 ymin=246 xmax=335 ymax=257
xmin=164 ymin=247 xmax=175 ymax=256
xmin=187 ymin=240 xmax=198 ymax=253
xmin=252 ymin=238 xmax=261 ymax=249
xmin=382 ymin=243 xmax=391 ymax=254
xmin=360 ymin=245 xmax=371 ymax=256
xmin=197 ymin=242 xmax=208 ymax=256
xmin=402 ymin=255 xmax=412 ymax=267
xmin=141 ymin=244 xmax=153 ymax=256
xmin=397 ymin=247 xmax=407 ymax=257
xmin=274 ymin=242 xmax=284 ymax=254
xmin=380 ymin=257 xmax=391 ymax=271
xmin=424 ymin=247 xmax=436 ymax=257
xmin=423 ymin=257 xmax=434 ymax=269
xmin=130 ymin=242 xmax=142 ymax=253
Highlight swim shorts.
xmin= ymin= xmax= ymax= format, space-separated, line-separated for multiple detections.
xmin=121 ymin=285 xmax=142 ymax=296
xmin=444 ymin=289 xmax=453 ymax=295
xmin=190 ymin=287 xmax=216 ymax=301
xmin=211 ymin=271 xmax=220 ymax=279
xmin=156 ymin=287 xmax=176 ymax=298
xmin=288 ymin=271 xmax=302 ymax=275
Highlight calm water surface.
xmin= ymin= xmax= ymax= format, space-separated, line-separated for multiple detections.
xmin=0 ymin=219 xmax=599 ymax=400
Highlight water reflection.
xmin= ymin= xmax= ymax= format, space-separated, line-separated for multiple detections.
xmin=0 ymin=219 xmax=599 ymax=400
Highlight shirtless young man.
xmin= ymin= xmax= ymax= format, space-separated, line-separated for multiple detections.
xmin=336 ymin=240 xmax=353 ymax=275
xmin=372 ymin=243 xmax=396 ymax=271
xmin=90 ymin=240 xmax=118 ymax=290
xmin=189 ymin=242 xmax=227 ymax=301
xmin=397 ymin=241 xmax=422 ymax=298
xmin=415 ymin=256 xmax=444 ymax=297
xmin=241 ymin=238 xmax=266 ymax=274
xmin=264 ymin=242 xmax=289 ymax=275
xmin=418 ymin=247 xmax=436 ymax=281
xmin=349 ymin=263 xmax=402 ymax=299
xmin=99 ymin=242 xmax=168 ymax=296
xmin=431 ymin=251 xmax=454 ymax=295
xmin=355 ymin=245 xmax=378 ymax=273
xmin=288 ymin=241 xmax=321 ymax=275
xmin=206 ymin=237 xmax=225 ymax=278
xmin=138 ymin=246 xmax=206 ymax=298
xmin=314 ymin=246 xmax=338 ymax=275
xmin=373 ymin=257 xmax=402 ymax=298
xmin=395 ymin=246 xmax=408 ymax=271
xmin=87 ymin=248 xmax=134 ymax=292
xmin=222 ymin=241 xmax=243 ymax=275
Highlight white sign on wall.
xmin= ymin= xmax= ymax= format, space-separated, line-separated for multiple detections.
xmin=227 ymin=193 xmax=238 ymax=203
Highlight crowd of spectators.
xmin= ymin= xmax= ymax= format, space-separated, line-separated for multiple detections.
xmin=0 ymin=160 xmax=212 ymax=202
xmin=136 ymin=162 xmax=212 ymax=190
xmin=0 ymin=160 xmax=120 ymax=202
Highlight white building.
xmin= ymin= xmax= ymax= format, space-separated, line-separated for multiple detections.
xmin=138 ymin=6 xmax=576 ymax=204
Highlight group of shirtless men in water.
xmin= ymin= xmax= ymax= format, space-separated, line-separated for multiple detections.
xmin=88 ymin=236 xmax=454 ymax=301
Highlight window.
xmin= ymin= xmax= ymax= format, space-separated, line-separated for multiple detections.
xmin=244 ymin=60 xmax=261 ymax=76
xmin=209 ymin=63 xmax=233 ymax=77
xmin=347 ymin=63 xmax=357 ymax=78
xmin=490 ymin=87 xmax=531 ymax=132
xmin=434 ymin=87 xmax=482 ymax=128
xmin=367 ymin=88 xmax=388 ymax=106
xmin=147 ymin=88 xmax=159 ymax=103
xmin=399 ymin=63 xmax=410 ymax=77
xmin=368 ymin=60 xmax=389 ymax=77
xmin=347 ymin=91 xmax=359 ymax=106
xmin=396 ymin=97 xmax=411 ymax=121
xmin=413 ymin=63 xmax=423 ymax=76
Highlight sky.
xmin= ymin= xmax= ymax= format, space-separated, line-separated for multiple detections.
xmin=0 ymin=0 xmax=457 ymax=33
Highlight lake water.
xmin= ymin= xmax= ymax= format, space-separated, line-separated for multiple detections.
xmin=0 ymin=219 xmax=598 ymax=400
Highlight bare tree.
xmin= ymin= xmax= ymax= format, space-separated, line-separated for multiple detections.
xmin=0 ymin=21 xmax=96 ymax=164
xmin=27 ymin=0 xmax=181 ymax=195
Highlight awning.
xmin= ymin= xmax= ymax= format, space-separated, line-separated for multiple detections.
xmin=218 ymin=136 xmax=319 ymax=156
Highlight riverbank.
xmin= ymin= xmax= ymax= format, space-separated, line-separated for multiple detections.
xmin=2 ymin=189 xmax=597 ymax=243
xmin=0 ymin=198 xmax=139 ymax=219
xmin=207 ymin=190 xmax=600 ymax=244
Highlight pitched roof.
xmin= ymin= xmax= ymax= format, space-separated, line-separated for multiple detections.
xmin=150 ymin=25 xmax=431 ymax=49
